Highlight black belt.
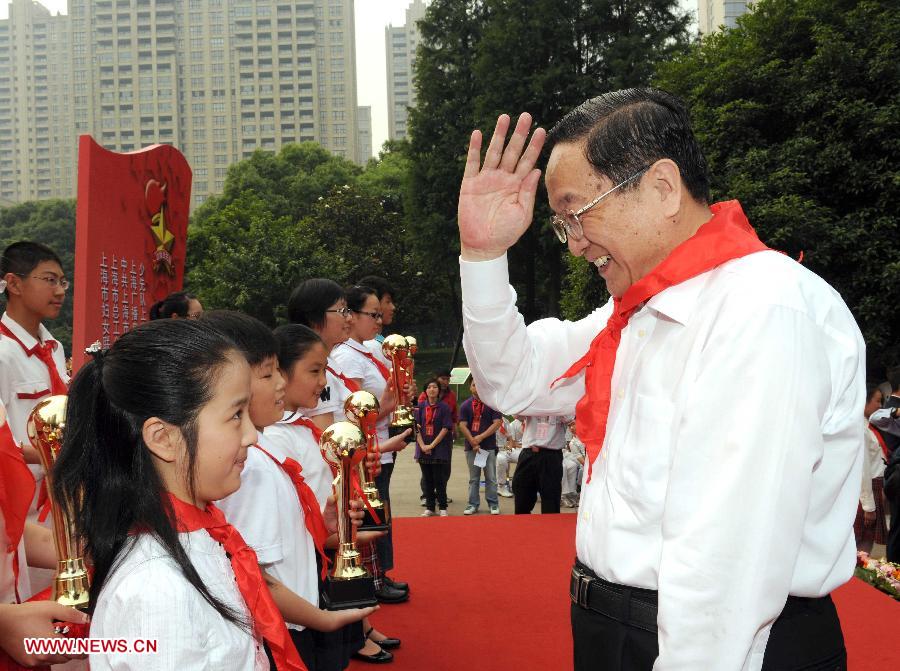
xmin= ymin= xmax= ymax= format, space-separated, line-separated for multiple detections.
xmin=569 ymin=561 xmax=658 ymax=634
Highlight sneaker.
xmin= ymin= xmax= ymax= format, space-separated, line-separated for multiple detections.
xmin=439 ymin=510 xmax=449 ymax=517
xmin=498 ymin=485 xmax=514 ymax=498
xmin=490 ymin=505 xmax=500 ymax=515
xmin=463 ymin=505 xmax=477 ymax=515
xmin=421 ymin=510 xmax=435 ymax=517
xmin=420 ymin=496 xmax=426 ymax=507
xmin=447 ymin=497 xmax=453 ymax=504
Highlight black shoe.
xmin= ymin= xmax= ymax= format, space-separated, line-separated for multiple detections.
xmin=375 ymin=584 xmax=409 ymax=604
xmin=353 ymin=646 xmax=394 ymax=664
xmin=383 ymin=575 xmax=408 ymax=592
xmin=366 ymin=627 xmax=401 ymax=650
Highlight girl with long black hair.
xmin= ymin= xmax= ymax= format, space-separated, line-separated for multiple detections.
xmin=53 ymin=319 xmax=302 ymax=671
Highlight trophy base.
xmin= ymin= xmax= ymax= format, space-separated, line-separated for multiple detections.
xmin=389 ymin=423 xmax=415 ymax=442
xmin=359 ymin=505 xmax=389 ymax=532
xmin=321 ymin=575 xmax=378 ymax=611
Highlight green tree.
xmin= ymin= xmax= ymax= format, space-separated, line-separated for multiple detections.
xmin=654 ymin=0 xmax=900 ymax=376
xmin=0 ymin=199 xmax=77 ymax=353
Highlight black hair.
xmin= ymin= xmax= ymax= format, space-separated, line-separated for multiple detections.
xmin=866 ymin=381 xmax=883 ymax=404
xmin=200 ymin=310 xmax=277 ymax=367
xmin=356 ymin=276 xmax=395 ymax=301
xmin=287 ymin=278 xmax=344 ymax=330
xmin=52 ymin=319 xmax=247 ymax=628
xmin=148 ymin=291 xmax=197 ymax=320
xmin=345 ymin=285 xmax=378 ymax=313
xmin=1 ymin=241 xmax=63 ymax=295
xmin=887 ymin=367 xmax=900 ymax=394
xmin=546 ymin=87 xmax=710 ymax=203
xmin=437 ymin=369 xmax=452 ymax=378
xmin=273 ymin=323 xmax=325 ymax=373
xmin=423 ymin=378 xmax=441 ymax=394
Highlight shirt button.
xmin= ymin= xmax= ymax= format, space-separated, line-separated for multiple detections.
xmin=638 ymin=329 xmax=646 ymax=338
xmin=616 ymin=389 xmax=624 ymax=399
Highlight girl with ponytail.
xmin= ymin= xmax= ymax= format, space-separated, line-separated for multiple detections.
xmin=52 ymin=319 xmax=303 ymax=671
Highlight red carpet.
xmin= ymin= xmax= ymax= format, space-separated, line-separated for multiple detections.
xmin=351 ymin=514 xmax=900 ymax=670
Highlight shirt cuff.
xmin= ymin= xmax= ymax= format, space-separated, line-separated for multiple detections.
xmin=460 ymin=253 xmax=513 ymax=308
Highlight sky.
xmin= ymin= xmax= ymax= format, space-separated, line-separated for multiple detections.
xmin=5 ymin=0 xmax=697 ymax=156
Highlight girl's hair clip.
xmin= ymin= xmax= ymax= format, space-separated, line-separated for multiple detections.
xmin=85 ymin=341 xmax=104 ymax=359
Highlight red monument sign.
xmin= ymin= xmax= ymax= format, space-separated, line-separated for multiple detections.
xmin=71 ymin=136 xmax=192 ymax=371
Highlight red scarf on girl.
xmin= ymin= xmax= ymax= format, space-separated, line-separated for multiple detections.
xmin=341 ymin=343 xmax=390 ymax=381
xmin=326 ymin=365 xmax=361 ymax=393
xmin=554 ymin=201 xmax=769 ymax=482
xmin=166 ymin=495 xmax=306 ymax=671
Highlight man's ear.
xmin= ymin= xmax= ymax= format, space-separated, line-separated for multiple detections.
xmin=3 ymin=272 xmax=23 ymax=297
xmin=142 ymin=417 xmax=181 ymax=463
xmin=646 ymin=159 xmax=682 ymax=219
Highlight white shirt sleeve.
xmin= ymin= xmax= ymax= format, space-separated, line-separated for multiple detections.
xmin=654 ymin=301 xmax=863 ymax=670
xmin=869 ymin=408 xmax=900 ymax=437
xmin=460 ymin=255 xmax=610 ymax=416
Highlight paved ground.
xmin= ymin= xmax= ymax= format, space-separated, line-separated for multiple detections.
xmin=386 ymin=439 xmax=578 ymax=517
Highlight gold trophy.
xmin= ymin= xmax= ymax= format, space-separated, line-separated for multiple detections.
xmin=381 ymin=334 xmax=416 ymax=440
xmin=343 ymin=391 xmax=389 ymax=532
xmin=27 ymin=395 xmax=91 ymax=611
xmin=319 ymin=421 xmax=377 ymax=610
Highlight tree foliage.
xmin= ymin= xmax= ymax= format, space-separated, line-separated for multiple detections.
xmin=0 ymin=199 xmax=76 ymax=353
xmin=654 ymin=0 xmax=900 ymax=376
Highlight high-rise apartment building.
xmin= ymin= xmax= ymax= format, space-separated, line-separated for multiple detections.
xmin=697 ymin=0 xmax=752 ymax=34
xmin=0 ymin=0 xmax=75 ymax=201
xmin=1 ymin=0 xmax=361 ymax=207
xmin=356 ymin=104 xmax=370 ymax=163
xmin=384 ymin=0 xmax=425 ymax=141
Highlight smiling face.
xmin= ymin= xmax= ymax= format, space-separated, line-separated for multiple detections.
xmin=319 ymin=297 xmax=351 ymax=349
xmin=6 ymin=259 xmax=67 ymax=320
xmin=425 ymin=381 xmax=440 ymax=403
xmin=187 ymin=353 xmax=257 ymax=505
xmin=349 ymin=293 xmax=382 ymax=343
xmin=248 ymin=355 xmax=286 ymax=429
xmin=283 ymin=341 xmax=329 ymax=410
xmin=545 ymin=142 xmax=672 ymax=298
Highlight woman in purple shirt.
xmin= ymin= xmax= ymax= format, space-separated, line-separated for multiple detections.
xmin=415 ymin=379 xmax=454 ymax=516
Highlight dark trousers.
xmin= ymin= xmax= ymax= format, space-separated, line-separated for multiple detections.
xmin=512 ymin=448 xmax=562 ymax=514
xmin=374 ymin=461 xmax=394 ymax=572
xmin=571 ymin=578 xmax=846 ymax=670
xmin=420 ymin=461 xmax=448 ymax=510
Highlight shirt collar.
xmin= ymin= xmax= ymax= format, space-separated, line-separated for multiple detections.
xmin=1 ymin=312 xmax=58 ymax=352
xmin=642 ymin=271 xmax=708 ymax=326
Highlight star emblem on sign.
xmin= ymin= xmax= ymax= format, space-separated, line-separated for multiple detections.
xmin=145 ymin=179 xmax=175 ymax=277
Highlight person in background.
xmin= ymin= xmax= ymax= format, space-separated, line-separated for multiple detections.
xmin=458 ymin=378 xmax=503 ymax=515
xmin=496 ymin=415 xmax=523 ymax=498
xmin=855 ymin=384 xmax=888 ymax=555
xmin=562 ymin=420 xmax=586 ymax=508
xmin=415 ymin=379 xmax=454 ymax=517
xmin=513 ymin=416 xmax=568 ymax=515
xmin=418 ymin=369 xmax=458 ymax=505
xmin=869 ymin=366 xmax=900 ymax=457
xmin=148 ymin=290 xmax=203 ymax=320
xmin=357 ymin=276 xmax=396 ymax=344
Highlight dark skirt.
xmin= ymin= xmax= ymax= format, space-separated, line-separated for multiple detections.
xmin=854 ymin=476 xmax=888 ymax=547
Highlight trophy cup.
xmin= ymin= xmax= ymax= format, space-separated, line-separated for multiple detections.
xmin=343 ymin=391 xmax=389 ymax=532
xmin=27 ymin=395 xmax=91 ymax=611
xmin=381 ymin=334 xmax=416 ymax=440
xmin=319 ymin=421 xmax=377 ymax=610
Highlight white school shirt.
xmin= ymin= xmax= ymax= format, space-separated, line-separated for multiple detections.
xmin=461 ymin=250 xmax=865 ymax=671
xmin=301 ymin=355 xmax=348 ymax=419
xmin=521 ymin=415 xmax=567 ymax=450
xmin=217 ymin=436 xmax=318 ymax=630
xmin=89 ymin=530 xmax=268 ymax=671
xmin=265 ymin=411 xmax=334 ymax=511
xmin=331 ymin=338 xmax=391 ymax=464
xmin=0 ymin=312 xmax=68 ymax=447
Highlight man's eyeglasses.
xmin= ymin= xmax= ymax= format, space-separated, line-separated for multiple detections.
xmin=20 ymin=274 xmax=70 ymax=290
xmin=549 ymin=166 xmax=650 ymax=244
xmin=352 ymin=309 xmax=383 ymax=321
xmin=325 ymin=307 xmax=352 ymax=317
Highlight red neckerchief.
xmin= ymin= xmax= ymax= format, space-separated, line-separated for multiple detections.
xmin=326 ymin=365 xmax=361 ymax=393
xmin=0 ymin=322 xmax=67 ymax=395
xmin=0 ymin=321 xmax=67 ymax=521
xmin=424 ymin=403 xmax=437 ymax=438
xmin=286 ymin=414 xmax=324 ymax=444
xmin=553 ymin=201 xmax=769 ymax=482
xmin=0 ymin=419 xmax=35 ymax=604
xmin=470 ymin=398 xmax=484 ymax=433
xmin=341 ymin=342 xmax=390 ymax=381
xmin=165 ymin=494 xmax=306 ymax=671
xmin=254 ymin=446 xmax=330 ymax=580
xmin=868 ymin=424 xmax=890 ymax=461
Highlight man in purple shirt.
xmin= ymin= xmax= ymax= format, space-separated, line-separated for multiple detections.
xmin=459 ymin=378 xmax=504 ymax=515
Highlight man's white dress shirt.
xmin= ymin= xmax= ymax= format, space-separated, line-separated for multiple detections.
xmin=461 ymin=249 xmax=865 ymax=670
xmin=89 ymin=530 xmax=268 ymax=670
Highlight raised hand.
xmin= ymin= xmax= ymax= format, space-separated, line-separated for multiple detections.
xmin=458 ymin=113 xmax=546 ymax=261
